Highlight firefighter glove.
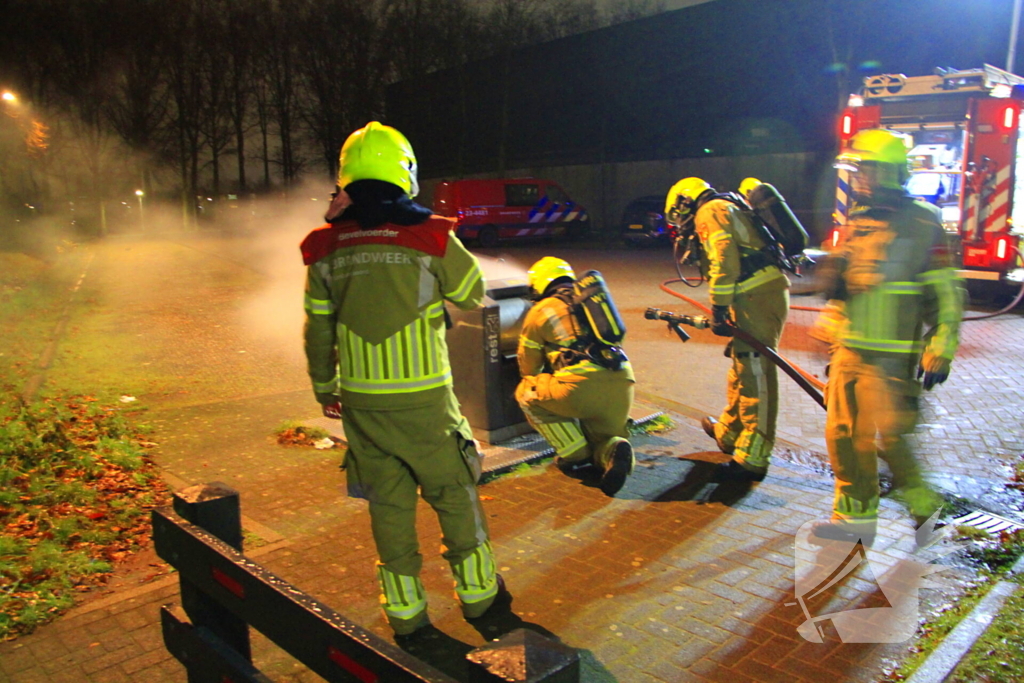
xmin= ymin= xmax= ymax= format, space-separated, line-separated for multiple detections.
xmin=711 ymin=305 xmax=735 ymax=337
xmin=316 ymin=393 xmax=343 ymax=419
xmin=917 ymin=354 xmax=951 ymax=391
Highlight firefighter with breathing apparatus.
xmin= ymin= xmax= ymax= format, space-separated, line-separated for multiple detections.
xmin=515 ymin=257 xmax=637 ymax=496
xmin=664 ymin=178 xmax=791 ymax=483
xmin=811 ymin=128 xmax=963 ymax=546
xmin=300 ymin=122 xmax=503 ymax=636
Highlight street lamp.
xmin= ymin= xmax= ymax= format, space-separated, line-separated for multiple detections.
xmin=1 ymin=91 xmax=16 ymax=103
xmin=135 ymin=189 xmax=145 ymax=231
xmin=1011 ymin=0 xmax=1023 ymax=74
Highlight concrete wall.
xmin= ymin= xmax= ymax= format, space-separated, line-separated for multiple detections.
xmin=420 ymin=151 xmax=839 ymax=242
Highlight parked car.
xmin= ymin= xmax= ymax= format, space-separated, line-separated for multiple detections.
xmin=433 ymin=178 xmax=590 ymax=248
xmin=620 ymin=195 xmax=674 ymax=246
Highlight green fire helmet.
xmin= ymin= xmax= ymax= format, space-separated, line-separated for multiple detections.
xmin=664 ymin=177 xmax=713 ymax=226
xmin=835 ymin=129 xmax=909 ymax=190
xmin=337 ymin=121 xmax=420 ymax=196
xmin=528 ymin=257 xmax=575 ymax=296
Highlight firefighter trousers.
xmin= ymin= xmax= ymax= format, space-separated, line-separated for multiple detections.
xmin=825 ymin=346 xmax=941 ymax=524
xmin=714 ymin=279 xmax=789 ymax=471
xmin=515 ymin=367 xmax=635 ymax=469
xmin=340 ymin=388 xmax=498 ymax=628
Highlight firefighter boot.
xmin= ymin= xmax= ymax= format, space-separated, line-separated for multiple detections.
xmin=377 ymin=564 xmax=430 ymax=636
xmin=701 ymin=416 xmax=736 ymax=455
xmin=809 ymin=520 xmax=877 ymax=548
xmin=712 ymin=459 xmax=766 ymax=484
xmin=464 ymin=574 xmax=512 ymax=622
xmin=896 ymin=486 xmax=945 ymax=526
xmin=554 ymin=455 xmax=598 ymax=477
xmin=599 ymin=437 xmax=635 ymax=496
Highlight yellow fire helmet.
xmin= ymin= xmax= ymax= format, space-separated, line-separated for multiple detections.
xmin=664 ymin=177 xmax=712 ymax=226
xmin=528 ymin=257 xmax=575 ymax=296
xmin=835 ymin=129 xmax=909 ymax=190
xmin=739 ymin=177 xmax=762 ymax=198
xmin=337 ymin=121 xmax=419 ymax=196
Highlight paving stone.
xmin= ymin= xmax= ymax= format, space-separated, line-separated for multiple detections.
xmin=81 ymin=647 xmax=137 ymax=675
xmin=0 ymin=645 xmax=38 ymax=675
xmin=121 ymin=649 xmax=174 ymax=675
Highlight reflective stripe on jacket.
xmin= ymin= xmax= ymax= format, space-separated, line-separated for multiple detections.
xmin=694 ymin=198 xmax=788 ymax=306
xmin=302 ymin=216 xmax=485 ymax=409
xmin=831 ymin=199 xmax=963 ymax=359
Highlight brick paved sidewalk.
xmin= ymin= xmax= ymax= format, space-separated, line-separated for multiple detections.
xmin=0 ymin=402 xmax=969 ymax=683
xmin=0 ymin=236 xmax=1004 ymax=682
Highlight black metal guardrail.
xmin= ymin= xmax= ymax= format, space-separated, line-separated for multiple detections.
xmin=154 ymin=482 xmax=579 ymax=683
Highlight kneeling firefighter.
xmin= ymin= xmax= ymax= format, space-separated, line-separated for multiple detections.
xmin=665 ymin=178 xmax=791 ymax=483
xmin=515 ymin=257 xmax=637 ymax=496
xmin=301 ymin=122 xmax=502 ymax=636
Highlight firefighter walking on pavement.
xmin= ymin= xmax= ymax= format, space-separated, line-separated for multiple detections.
xmin=515 ymin=257 xmax=637 ymax=496
xmin=811 ymin=128 xmax=963 ymax=545
xmin=665 ymin=178 xmax=790 ymax=483
xmin=301 ymin=122 xmax=502 ymax=636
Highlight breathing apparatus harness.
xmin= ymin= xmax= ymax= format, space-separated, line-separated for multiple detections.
xmin=543 ymin=273 xmax=629 ymax=372
xmin=674 ymin=191 xmax=804 ymax=287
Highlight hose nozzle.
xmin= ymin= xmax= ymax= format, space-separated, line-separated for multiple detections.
xmin=644 ymin=307 xmax=710 ymax=329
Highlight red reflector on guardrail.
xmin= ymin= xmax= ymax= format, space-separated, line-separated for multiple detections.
xmin=211 ymin=566 xmax=245 ymax=599
xmin=328 ymin=646 xmax=379 ymax=683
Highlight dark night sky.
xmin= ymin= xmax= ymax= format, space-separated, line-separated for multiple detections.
xmin=389 ymin=0 xmax=1021 ymax=175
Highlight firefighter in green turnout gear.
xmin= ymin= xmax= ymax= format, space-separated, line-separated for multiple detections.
xmin=665 ymin=178 xmax=790 ymax=483
xmin=515 ymin=257 xmax=637 ymax=496
xmin=810 ymin=129 xmax=963 ymax=546
xmin=301 ymin=122 xmax=502 ymax=636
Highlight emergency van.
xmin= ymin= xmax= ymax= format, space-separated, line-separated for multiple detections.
xmin=834 ymin=65 xmax=1024 ymax=285
xmin=433 ymin=178 xmax=590 ymax=247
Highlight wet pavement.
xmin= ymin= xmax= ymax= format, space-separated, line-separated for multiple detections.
xmin=2 ymin=230 xmax=1022 ymax=682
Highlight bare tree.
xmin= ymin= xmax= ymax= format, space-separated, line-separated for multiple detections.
xmin=197 ymin=0 xmax=235 ymax=198
xmin=535 ymin=0 xmax=601 ymax=41
xmin=103 ymin=0 xmax=171 ymax=197
xmin=605 ymin=0 xmax=666 ymax=25
xmin=258 ymin=0 xmax=305 ymax=188
xmin=222 ymin=0 xmax=258 ymax=192
xmin=296 ymin=0 xmax=382 ymax=178
xmin=165 ymin=0 xmax=207 ymax=223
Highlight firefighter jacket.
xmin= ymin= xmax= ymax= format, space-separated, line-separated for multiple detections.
xmin=301 ymin=216 xmax=485 ymax=410
xmin=694 ymin=198 xmax=788 ymax=307
xmin=819 ymin=198 xmax=963 ymax=360
xmin=517 ymin=288 xmax=635 ymax=381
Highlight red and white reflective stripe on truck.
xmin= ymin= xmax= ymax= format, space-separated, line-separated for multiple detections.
xmin=965 ymin=163 xmax=1010 ymax=236
xmin=982 ymin=164 xmax=1011 ymax=233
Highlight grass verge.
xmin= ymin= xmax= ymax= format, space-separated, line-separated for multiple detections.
xmin=947 ymin=576 xmax=1024 ymax=682
xmin=884 ymin=525 xmax=1024 ymax=681
xmin=884 ymin=576 xmax=996 ymax=681
xmin=0 ymin=394 xmax=168 ymax=640
xmin=629 ymin=413 xmax=675 ymax=436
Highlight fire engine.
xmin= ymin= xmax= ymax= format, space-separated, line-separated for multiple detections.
xmin=834 ymin=64 xmax=1024 ymax=285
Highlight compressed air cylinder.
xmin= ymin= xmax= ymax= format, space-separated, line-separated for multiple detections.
xmin=746 ymin=183 xmax=809 ymax=257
